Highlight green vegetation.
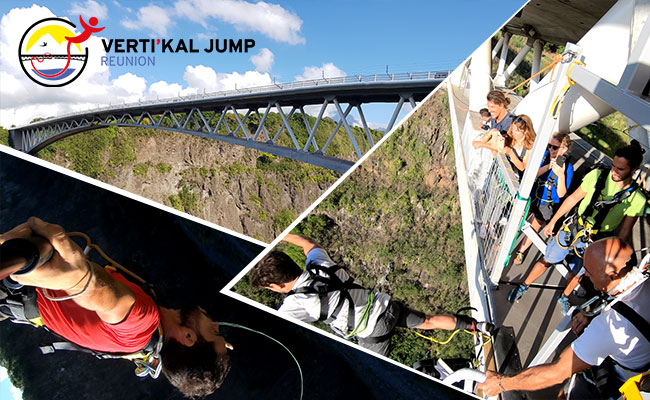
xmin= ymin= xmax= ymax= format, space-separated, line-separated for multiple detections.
xmin=577 ymin=112 xmax=630 ymax=158
xmin=0 ymin=126 xmax=9 ymax=146
xmin=155 ymin=162 xmax=172 ymax=174
xmin=235 ymin=89 xmax=473 ymax=366
xmin=133 ymin=161 xmax=151 ymax=176
xmin=36 ymin=125 xmax=170 ymax=178
xmin=272 ymin=208 xmax=297 ymax=234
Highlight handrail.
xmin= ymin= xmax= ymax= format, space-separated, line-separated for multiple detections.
xmin=18 ymin=70 xmax=449 ymax=128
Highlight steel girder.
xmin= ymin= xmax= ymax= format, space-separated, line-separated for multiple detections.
xmin=10 ymin=74 xmax=449 ymax=171
xmin=11 ymin=94 xmax=421 ymax=172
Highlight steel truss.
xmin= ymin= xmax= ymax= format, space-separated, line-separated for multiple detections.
xmin=11 ymin=72 xmax=447 ymax=172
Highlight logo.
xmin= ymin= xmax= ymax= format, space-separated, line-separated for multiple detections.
xmin=19 ymin=16 xmax=104 ymax=87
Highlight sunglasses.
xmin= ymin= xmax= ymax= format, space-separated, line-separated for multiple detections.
xmin=513 ymin=116 xmax=528 ymax=129
xmin=548 ymin=144 xmax=560 ymax=150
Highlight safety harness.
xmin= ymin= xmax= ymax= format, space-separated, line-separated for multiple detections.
xmin=0 ymin=234 xmax=164 ymax=379
xmin=288 ymin=261 xmax=374 ymax=338
xmin=557 ymin=166 xmax=639 ymax=258
xmin=577 ymin=254 xmax=650 ymax=398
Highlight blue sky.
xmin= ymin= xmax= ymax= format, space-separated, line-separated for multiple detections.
xmin=0 ymin=0 xmax=525 ymax=129
xmin=0 ymin=0 xmax=525 ymax=397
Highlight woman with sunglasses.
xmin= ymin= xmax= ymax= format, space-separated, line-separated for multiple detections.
xmin=500 ymin=114 xmax=536 ymax=176
xmin=513 ymin=132 xmax=574 ymax=265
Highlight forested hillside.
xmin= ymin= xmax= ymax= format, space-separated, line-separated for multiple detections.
xmin=236 ymin=87 xmax=474 ymax=367
xmin=6 ymin=112 xmax=381 ymax=242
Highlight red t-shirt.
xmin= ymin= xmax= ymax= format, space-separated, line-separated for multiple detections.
xmin=36 ymin=271 xmax=160 ymax=354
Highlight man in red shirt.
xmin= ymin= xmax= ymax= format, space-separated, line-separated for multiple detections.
xmin=0 ymin=217 xmax=232 ymax=398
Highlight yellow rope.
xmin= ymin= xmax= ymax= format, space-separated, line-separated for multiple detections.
xmin=406 ymin=327 xmax=492 ymax=345
xmin=505 ymin=54 xmax=563 ymax=95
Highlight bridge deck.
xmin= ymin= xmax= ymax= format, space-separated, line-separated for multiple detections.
xmin=451 ymin=81 xmax=649 ymax=399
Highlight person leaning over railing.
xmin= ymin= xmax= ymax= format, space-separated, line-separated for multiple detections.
xmin=507 ymin=141 xmax=647 ymax=312
xmin=500 ymin=114 xmax=536 ymax=178
xmin=480 ymin=238 xmax=650 ymax=399
xmin=513 ymin=132 xmax=574 ymax=266
xmin=472 ymin=90 xmax=515 ymax=154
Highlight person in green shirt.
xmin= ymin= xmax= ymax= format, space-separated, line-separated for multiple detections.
xmin=508 ymin=140 xmax=647 ymax=309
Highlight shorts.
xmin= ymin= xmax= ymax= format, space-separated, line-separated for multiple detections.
xmin=543 ymin=233 xmax=584 ymax=275
xmin=530 ymin=201 xmax=558 ymax=223
xmin=356 ymin=300 xmax=425 ymax=356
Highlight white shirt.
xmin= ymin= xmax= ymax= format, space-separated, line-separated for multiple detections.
xmin=572 ymin=256 xmax=650 ymax=381
xmin=278 ymin=248 xmax=390 ymax=338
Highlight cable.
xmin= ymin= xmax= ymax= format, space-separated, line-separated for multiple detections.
xmin=219 ymin=322 xmax=304 ymax=400
xmin=403 ymin=327 xmax=492 ymax=345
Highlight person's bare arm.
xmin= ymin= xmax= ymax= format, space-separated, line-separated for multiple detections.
xmin=505 ymin=147 xmax=528 ymax=171
xmin=281 ymin=234 xmax=322 ymax=256
xmin=616 ymin=216 xmax=638 ymax=243
xmin=543 ymin=186 xmax=587 ymax=237
xmin=8 ymin=217 xmax=136 ymax=324
xmin=478 ymin=346 xmax=590 ymax=396
xmin=552 ymin=160 xmax=568 ymax=198
xmin=536 ymin=163 xmax=551 ymax=178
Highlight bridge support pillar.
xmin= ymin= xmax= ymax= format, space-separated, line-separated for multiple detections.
xmin=503 ymin=40 xmax=532 ymax=84
xmin=469 ymin=39 xmax=493 ymax=111
xmin=494 ymin=32 xmax=511 ymax=87
xmin=530 ymin=39 xmax=544 ymax=92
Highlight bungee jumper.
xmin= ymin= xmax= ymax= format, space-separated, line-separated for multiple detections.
xmin=0 ymin=217 xmax=231 ymax=398
xmin=250 ymin=234 xmax=493 ymax=357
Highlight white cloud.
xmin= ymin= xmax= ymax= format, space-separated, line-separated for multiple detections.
xmin=174 ymin=0 xmax=305 ymax=44
xmin=122 ymin=5 xmax=173 ymax=36
xmin=112 ymin=0 xmax=132 ymax=13
xmin=68 ymin=0 xmax=108 ymax=20
xmin=196 ymin=32 xmax=217 ymax=40
xmin=146 ymin=80 xmax=197 ymax=100
xmin=184 ymin=65 xmax=272 ymax=92
xmin=10 ymin=385 xmax=22 ymax=400
xmin=295 ymin=62 xmax=346 ymax=81
xmin=250 ymin=48 xmax=274 ymax=73
xmin=0 ymin=367 xmax=7 ymax=382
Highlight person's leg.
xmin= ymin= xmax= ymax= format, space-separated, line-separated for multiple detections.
xmin=562 ymin=274 xmax=581 ymax=297
xmin=357 ymin=301 xmax=400 ymax=356
xmin=524 ymin=258 xmax=553 ymax=286
xmin=518 ymin=216 xmax=543 ymax=254
xmin=415 ymin=314 xmax=456 ymax=331
xmin=509 ymin=234 xmax=569 ymax=303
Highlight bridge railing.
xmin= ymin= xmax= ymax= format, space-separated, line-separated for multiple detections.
xmin=22 ymin=70 xmax=449 ymax=128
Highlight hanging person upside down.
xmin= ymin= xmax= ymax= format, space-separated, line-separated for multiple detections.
xmin=0 ymin=217 xmax=232 ymax=398
xmin=250 ymin=234 xmax=493 ymax=356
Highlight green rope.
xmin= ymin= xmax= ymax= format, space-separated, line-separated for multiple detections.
xmin=219 ymin=322 xmax=304 ymax=400
xmin=345 ymin=290 xmax=375 ymax=338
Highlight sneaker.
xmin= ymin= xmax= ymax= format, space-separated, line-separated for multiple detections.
xmin=557 ymin=295 xmax=571 ymax=315
xmin=513 ymin=251 xmax=525 ymax=265
xmin=507 ymin=284 xmax=528 ymax=303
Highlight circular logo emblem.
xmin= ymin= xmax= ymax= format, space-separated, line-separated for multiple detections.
xmin=18 ymin=17 xmax=90 ymax=87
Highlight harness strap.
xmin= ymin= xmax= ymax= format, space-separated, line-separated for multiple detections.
xmin=291 ymin=262 xmax=368 ymax=333
xmin=580 ymin=166 xmax=639 ymax=231
xmin=609 ymin=302 xmax=650 ymax=373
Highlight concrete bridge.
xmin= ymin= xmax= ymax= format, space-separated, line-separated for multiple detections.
xmin=9 ymin=71 xmax=448 ymax=172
